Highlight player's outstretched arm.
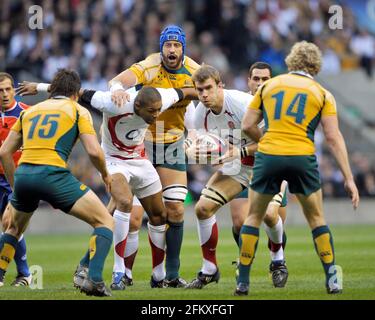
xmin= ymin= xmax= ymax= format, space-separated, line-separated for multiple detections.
xmin=85 ymin=90 xmax=133 ymax=115
xmin=80 ymin=133 xmax=112 ymax=192
xmin=0 ymin=131 xmax=23 ymax=188
xmin=17 ymin=81 xmax=87 ymax=97
xmin=16 ymin=81 xmax=41 ymax=96
xmin=109 ymin=69 xmax=137 ymax=89
xmin=109 ymin=69 xmax=138 ymax=106
xmin=321 ymin=115 xmax=359 ymax=209
xmin=180 ymin=87 xmax=198 ymax=100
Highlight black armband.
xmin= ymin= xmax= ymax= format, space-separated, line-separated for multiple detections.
xmin=78 ymin=90 xmax=96 ymax=108
xmin=240 ymin=146 xmax=250 ymax=158
xmin=184 ymin=138 xmax=193 ymax=149
xmin=174 ymin=88 xmax=184 ymax=102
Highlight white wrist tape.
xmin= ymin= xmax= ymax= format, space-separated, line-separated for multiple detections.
xmin=36 ymin=83 xmax=50 ymax=92
xmin=109 ymin=82 xmax=125 ymax=93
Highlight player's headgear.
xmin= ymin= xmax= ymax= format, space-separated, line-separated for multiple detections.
xmin=160 ymin=25 xmax=186 ymax=57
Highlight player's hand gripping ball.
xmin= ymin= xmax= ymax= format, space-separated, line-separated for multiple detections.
xmin=186 ymin=133 xmax=227 ymax=163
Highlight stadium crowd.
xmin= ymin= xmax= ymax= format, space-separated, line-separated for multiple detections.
xmin=1 ymin=0 xmax=375 ymax=200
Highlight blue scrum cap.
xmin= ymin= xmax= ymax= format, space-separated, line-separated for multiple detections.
xmin=159 ymin=25 xmax=186 ymax=56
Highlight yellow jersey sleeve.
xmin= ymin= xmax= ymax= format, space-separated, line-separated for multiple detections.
xmin=11 ymin=113 xmax=23 ymax=133
xmin=77 ymin=106 xmax=96 ymax=135
xmin=321 ymin=90 xmax=337 ymax=116
xmin=129 ymin=53 xmax=161 ymax=85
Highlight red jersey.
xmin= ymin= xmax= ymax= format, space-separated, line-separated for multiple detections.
xmin=0 ymin=101 xmax=29 ymax=174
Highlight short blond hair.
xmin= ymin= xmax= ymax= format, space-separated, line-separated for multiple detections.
xmin=192 ymin=65 xmax=221 ymax=85
xmin=285 ymin=41 xmax=322 ymax=76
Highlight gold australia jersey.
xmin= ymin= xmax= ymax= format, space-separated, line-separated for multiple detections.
xmin=12 ymin=97 xmax=96 ymax=168
xmin=129 ymin=53 xmax=200 ymax=144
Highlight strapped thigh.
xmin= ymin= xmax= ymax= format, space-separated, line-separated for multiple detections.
xmin=201 ymin=186 xmax=229 ymax=206
xmin=162 ymin=184 xmax=188 ymax=202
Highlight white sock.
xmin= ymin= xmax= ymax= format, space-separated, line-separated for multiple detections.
xmin=147 ymin=223 xmax=166 ymax=281
xmin=124 ymin=230 xmax=139 ymax=279
xmin=197 ymin=215 xmax=218 ymax=275
xmin=113 ymin=210 xmax=130 ymax=273
xmin=264 ymin=216 xmax=284 ymax=261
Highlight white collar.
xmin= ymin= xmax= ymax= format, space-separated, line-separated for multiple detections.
xmin=52 ymin=95 xmax=70 ymax=99
xmin=289 ymin=71 xmax=313 ymax=79
xmin=2 ymin=100 xmax=17 ymax=112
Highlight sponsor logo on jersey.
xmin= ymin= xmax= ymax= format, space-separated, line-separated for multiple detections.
xmin=125 ymin=129 xmax=141 ymax=140
xmin=228 ymin=121 xmax=235 ymax=129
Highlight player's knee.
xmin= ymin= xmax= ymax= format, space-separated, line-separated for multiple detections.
xmin=114 ymin=196 xmax=133 ymax=212
xmin=130 ymin=214 xmax=143 ymax=230
xmin=195 ymin=201 xmax=214 ymax=220
xmin=162 ymin=184 xmax=187 ymax=222
xmin=147 ymin=204 xmax=167 ymax=225
xmin=149 ymin=212 xmax=166 ymax=226
xmin=5 ymin=220 xmax=22 ymax=238
xmin=264 ymin=207 xmax=279 ymax=227
xmin=165 ymin=202 xmax=184 ymax=222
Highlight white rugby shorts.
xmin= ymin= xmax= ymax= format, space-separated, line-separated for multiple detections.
xmin=218 ymin=159 xmax=252 ymax=188
xmin=106 ymin=157 xmax=162 ymax=199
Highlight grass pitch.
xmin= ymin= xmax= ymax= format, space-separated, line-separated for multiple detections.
xmin=1 ymin=224 xmax=374 ymax=300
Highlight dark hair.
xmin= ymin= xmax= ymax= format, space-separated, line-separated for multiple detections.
xmin=248 ymin=62 xmax=272 ymax=78
xmin=0 ymin=72 xmax=15 ymax=87
xmin=49 ymin=69 xmax=81 ymax=98
xmin=135 ymin=86 xmax=162 ymax=106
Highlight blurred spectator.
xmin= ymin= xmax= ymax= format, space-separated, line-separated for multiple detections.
xmin=320 ymin=43 xmax=341 ymax=75
xmin=351 ymin=152 xmax=375 ymax=197
xmin=350 ymin=29 xmax=375 ymax=78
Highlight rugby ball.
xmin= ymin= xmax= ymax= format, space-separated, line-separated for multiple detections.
xmin=195 ymin=132 xmax=227 ymax=160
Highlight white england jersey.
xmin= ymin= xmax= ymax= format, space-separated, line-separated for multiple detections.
xmin=194 ymin=89 xmax=257 ymax=148
xmin=91 ymin=88 xmax=180 ymax=159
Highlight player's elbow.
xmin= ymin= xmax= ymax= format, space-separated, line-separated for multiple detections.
xmin=242 ymin=122 xmax=258 ymax=141
xmin=325 ymin=135 xmax=336 ymax=147
xmin=242 ymin=121 xmax=252 ymax=136
xmin=325 ymin=129 xmax=342 ymax=148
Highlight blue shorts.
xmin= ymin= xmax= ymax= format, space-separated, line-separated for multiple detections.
xmin=0 ymin=174 xmax=12 ymax=216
